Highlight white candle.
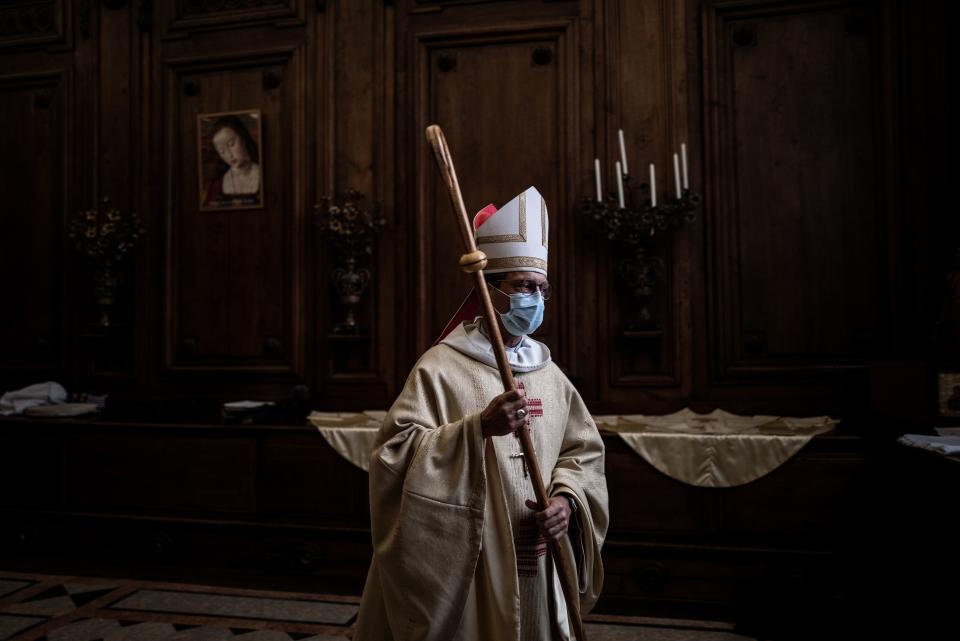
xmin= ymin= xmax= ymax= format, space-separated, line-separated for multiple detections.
xmin=681 ymin=143 xmax=689 ymax=190
xmin=615 ymin=161 xmax=625 ymax=208
xmin=594 ymin=158 xmax=603 ymax=201
xmin=673 ymin=152 xmax=682 ymax=199
xmin=649 ymin=163 xmax=657 ymax=208
xmin=618 ymin=129 xmax=629 ymax=176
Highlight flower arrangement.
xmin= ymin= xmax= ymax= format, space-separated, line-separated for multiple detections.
xmin=313 ymin=189 xmax=387 ymax=334
xmin=67 ymin=197 xmax=145 ymax=327
xmin=313 ymin=189 xmax=386 ymax=260
xmin=68 ymin=197 xmax=145 ymax=265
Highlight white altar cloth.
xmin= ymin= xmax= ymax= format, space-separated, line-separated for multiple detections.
xmin=310 ymin=408 xmax=837 ymax=487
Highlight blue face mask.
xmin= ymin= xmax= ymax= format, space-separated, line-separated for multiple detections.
xmin=498 ymin=290 xmax=545 ymax=337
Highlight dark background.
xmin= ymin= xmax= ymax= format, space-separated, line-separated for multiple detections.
xmin=0 ymin=0 xmax=952 ymax=417
xmin=0 ymin=1 xmax=955 ymax=639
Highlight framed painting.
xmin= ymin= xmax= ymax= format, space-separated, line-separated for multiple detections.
xmin=939 ymin=372 xmax=960 ymax=418
xmin=197 ymin=109 xmax=264 ymax=211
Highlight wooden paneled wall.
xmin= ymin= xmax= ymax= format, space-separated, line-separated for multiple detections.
xmin=0 ymin=0 xmax=948 ymax=417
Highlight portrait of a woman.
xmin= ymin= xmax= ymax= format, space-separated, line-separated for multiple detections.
xmin=198 ymin=110 xmax=264 ymax=210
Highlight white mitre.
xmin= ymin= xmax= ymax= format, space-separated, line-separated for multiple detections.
xmin=474 ymin=185 xmax=549 ymax=276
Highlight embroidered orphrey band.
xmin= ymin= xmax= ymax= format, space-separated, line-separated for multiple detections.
xmin=484 ymin=256 xmax=548 ymax=272
xmin=475 ymin=192 xmax=527 ymax=244
xmin=541 ymin=198 xmax=548 ymax=249
xmin=516 ymin=519 xmax=548 ymax=577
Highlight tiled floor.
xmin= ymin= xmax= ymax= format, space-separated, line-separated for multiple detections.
xmin=0 ymin=572 xmax=355 ymax=641
xmin=0 ymin=571 xmax=754 ymax=641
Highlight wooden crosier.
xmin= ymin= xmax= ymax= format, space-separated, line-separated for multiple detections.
xmin=425 ymin=124 xmax=587 ymax=641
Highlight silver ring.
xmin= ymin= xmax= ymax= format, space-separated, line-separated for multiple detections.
xmin=515 ymin=408 xmax=527 ymax=419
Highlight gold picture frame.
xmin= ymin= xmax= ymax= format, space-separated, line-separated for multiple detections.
xmin=938 ymin=372 xmax=960 ymax=418
xmin=197 ymin=109 xmax=264 ymax=211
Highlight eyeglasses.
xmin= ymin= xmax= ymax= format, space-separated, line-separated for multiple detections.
xmin=495 ymin=278 xmax=551 ymax=301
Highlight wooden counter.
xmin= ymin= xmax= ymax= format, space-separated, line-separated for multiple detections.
xmin=0 ymin=415 xmax=881 ymax=635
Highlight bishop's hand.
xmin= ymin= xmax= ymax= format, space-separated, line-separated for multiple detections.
xmin=526 ymin=496 xmax=573 ymax=540
xmin=480 ymin=388 xmax=527 ymax=438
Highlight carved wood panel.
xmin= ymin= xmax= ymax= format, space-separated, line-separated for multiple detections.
xmin=0 ymin=71 xmax=68 ymax=375
xmin=589 ymin=0 xmax=692 ymax=409
xmin=0 ymin=0 xmax=65 ymax=49
xmin=408 ymin=23 xmax=577 ymax=362
xmin=164 ymin=48 xmax=306 ymax=376
xmin=313 ymin=0 xmax=395 ymax=407
xmin=0 ymin=0 xmax=941 ymax=417
xmin=68 ymin=433 xmax=258 ymax=515
xmin=703 ymin=0 xmax=895 ymax=383
xmin=162 ymin=0 xmax=303 ymax=35
xmin=599 ymin=1 xmax=698 ymax=402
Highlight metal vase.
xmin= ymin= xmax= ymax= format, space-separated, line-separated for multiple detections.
xmin=331 ymin=256 xmax=370 ymax=334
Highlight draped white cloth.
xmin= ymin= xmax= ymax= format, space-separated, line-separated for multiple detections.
xmin=0 ymin=381 xmax=67 ymax=415
xmin=312 ymin=409 xmax=838 ymax=489
xmin=596 ymin=409 xmax=837 ymax=487
xmin=309 ymin=411 xmax=383 ymax=472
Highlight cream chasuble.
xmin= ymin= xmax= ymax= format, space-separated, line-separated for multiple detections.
xmin=354 ymin=328 xmax=608 ymax=641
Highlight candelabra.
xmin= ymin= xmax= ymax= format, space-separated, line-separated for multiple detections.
xmin=581 ymin=137 xmax=700 ymax=329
